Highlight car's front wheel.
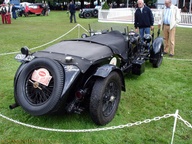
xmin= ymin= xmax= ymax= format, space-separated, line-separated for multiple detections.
xmin=151 ymin=46 xmax=164 ymax=68
xmin=89 ymin=72 xmax=121 ymax=125
xmin=15 ymin=57 xmax=64 ymax=116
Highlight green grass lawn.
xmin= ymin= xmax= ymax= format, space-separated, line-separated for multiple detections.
xmin=0 ymin=11 xmax=192 ymax=144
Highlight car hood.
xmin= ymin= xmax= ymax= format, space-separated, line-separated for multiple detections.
xmin=77 ymin=30 xmax=128 ymax=60
xmin=33 ymin=40 xmax=113 ymax=73
xmin=33 ymin=30 xmax=128 ymax=73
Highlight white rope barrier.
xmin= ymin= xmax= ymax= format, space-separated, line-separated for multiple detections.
xmin=0 ymin=24 xmax=88 ymax=56
xmin=0 ymin=113 xmax=172 ymax=133
xmin=0 ymin=110 xmax=191 ymax=134
xmin=0 ymin=109 xmax=191 ymax=144
xmin=0 ymin=24 xmax=191 ymax=62
xmin=165 ymin=57 xmax=192 ymax=62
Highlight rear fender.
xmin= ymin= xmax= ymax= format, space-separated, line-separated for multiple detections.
xmin=13 ymin=63 xmax=28 ymax=106
xmin=93 ymin=64 xmax=126 ymax=91
xmin=152 ymin=37 xmax=164 ymax=54
xmin=14 ymin=62 xmax=30 ymax=89
xmin=14 ymin=64 xmax=27 ymax=86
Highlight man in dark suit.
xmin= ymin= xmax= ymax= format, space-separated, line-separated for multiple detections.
xmin=69 ymin=1 xmax=76 ymax=23
xmin=134 ymin=0 xmax=154 ymax=40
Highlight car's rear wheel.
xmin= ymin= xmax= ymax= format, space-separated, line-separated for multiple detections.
xmin=15 ymin=57 xmax=64 ymax=116
xmin=83 ymin=12 xmax=92 ymax=18
xmin=89 ymin=72 xmax=121 ymax=125
xmin=92 ymin=9 xmax=98 ymax=17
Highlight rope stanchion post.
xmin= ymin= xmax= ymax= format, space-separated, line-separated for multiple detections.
xmin=171 ymin=109 xmax=179 ymax=144
xmin=78 ymin=24 xmax=80 ymax=38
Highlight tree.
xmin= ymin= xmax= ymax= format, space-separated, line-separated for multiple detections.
xmin=102 ymin=1 xmax=110 ymax=9
xmin=80 ymin=0 xmax=85 ymax=8
xmin=145 ymin=0 xmax=157 ymax=7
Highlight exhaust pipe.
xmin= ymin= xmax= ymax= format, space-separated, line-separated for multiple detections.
xmin=9 ymin=103 xmax=19 ymax=109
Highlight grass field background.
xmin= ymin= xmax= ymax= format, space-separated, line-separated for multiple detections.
xmin=0 ymin=11 xmax=192 ymax=143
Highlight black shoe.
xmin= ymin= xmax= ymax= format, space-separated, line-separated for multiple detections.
xmin=169 ymin=54 xmax=174 ymax=57
xmin=163 ymin=52 xmax=167 ymax=55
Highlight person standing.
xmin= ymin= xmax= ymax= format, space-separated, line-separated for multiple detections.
xmin=69 ymin=1 xmax=76 ymax=23
xmin=134 ymin=0 xmax=154 ymax=40
xmin=45 ymin=2 xmax=50 ymax=16
xmin=158 ymin=0 xmax=181 ymax=57
xmin=12 ymin=4 xmax=17 ymax=19
xmin=24 ymin=4 xmax=29 ymax=17
xmin=42 ymin=3 xmax=46 ymax=16
xmin=0 ymin=4 xmax=7 ymax=24
xmin=5 ymin=3 xmax=11 ymax=24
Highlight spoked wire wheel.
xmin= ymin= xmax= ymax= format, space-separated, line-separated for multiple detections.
xmin=15 ymin=58 xmax=64 ymax=115
xmin=26 ymin=74 xmax=54 ymax=105
xmin=102 ymin=82 xmax=119 ymax=117
xmin=90 ymin=72 xmax=121 ymax=125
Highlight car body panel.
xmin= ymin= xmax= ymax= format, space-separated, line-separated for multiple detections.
xmin=33 ymin=40 xmax=113 ymax=73
xmin=79 ymin=8 xmax=99 ymax=18
xmin=19 ymin=3 xmax=44 ymax=16
xmin=77 ymin=30 xmax=129 ymax=60
xmin=28 ymin=3 xmax=43 ymax=15
xmin=152 ymin=37 xmax=164 ymax=54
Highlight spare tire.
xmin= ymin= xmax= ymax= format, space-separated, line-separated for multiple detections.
xmin=15 ymin=57 xmax=64 ymax=116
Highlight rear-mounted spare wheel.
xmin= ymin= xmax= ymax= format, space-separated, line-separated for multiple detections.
xmin=16 ymin=57 xmax=64 ymax=116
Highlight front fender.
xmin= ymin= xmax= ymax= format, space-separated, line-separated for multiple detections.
xmin=94 ymin=64 xmax=126 ymax=91
xmin=61 ymin=65 xmax=81 ymax=96
xmin=152 ymin=37 xmax=164 ymax=54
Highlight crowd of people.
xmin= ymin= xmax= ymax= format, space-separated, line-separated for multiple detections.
xmin=1 ymin=0 xmax=181 ymax=57
xmin=66 ymin=0 xmax=181 ymax=56
xmin=134 ymin=0 xmax=181 ymax=57
xmin=0 ymin=2 xmax=50 ymax=24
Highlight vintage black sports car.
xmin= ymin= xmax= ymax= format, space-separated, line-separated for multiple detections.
xmin=79 ymin=8 xmax=99 ymax=18
xmin=10 ymin=25 xmax=164 ymax=125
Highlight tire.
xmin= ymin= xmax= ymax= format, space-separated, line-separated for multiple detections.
xmin=15 ymin=57 xmax=64 ymax=116
xmin=151 ymin=46 xmax=164 ymax=68
xmin=79 ymin=13 xmax=83 ymax=18
xmin=83 ymin=12 xmax=92 ymax=18
xmin=92 ymin=9 xmax=98 ymax=17
xmin=90 ymin=72 xmax=121 ymax=125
